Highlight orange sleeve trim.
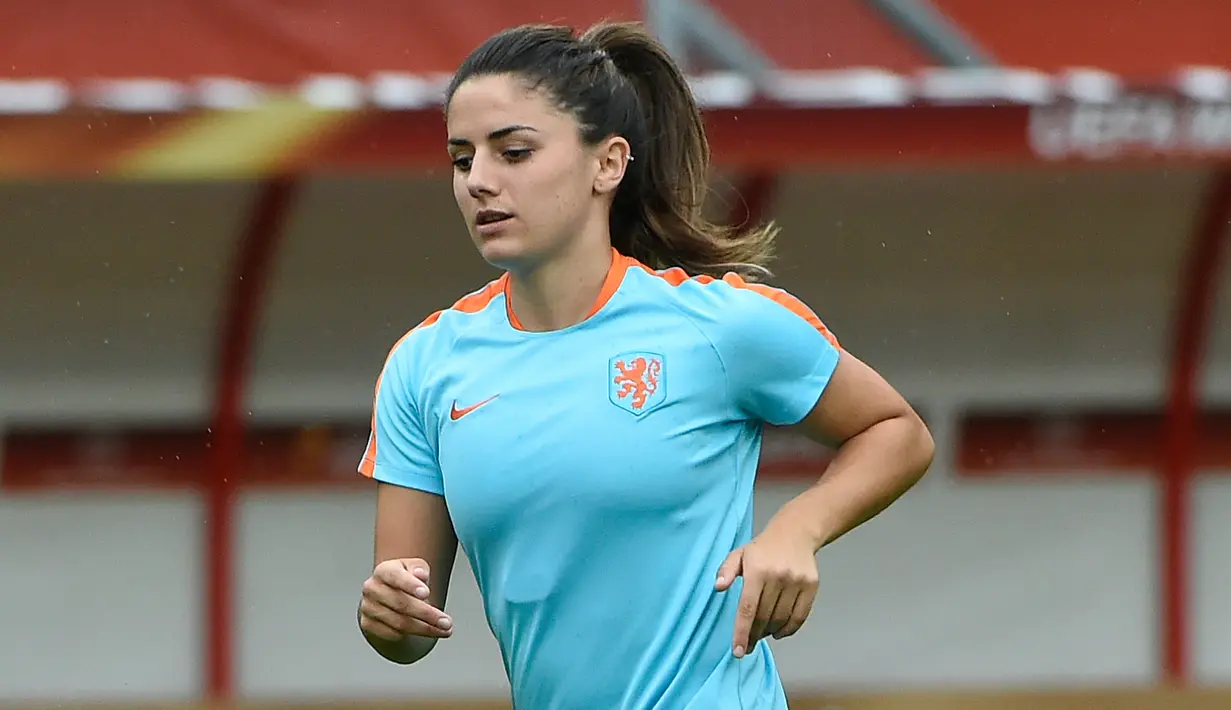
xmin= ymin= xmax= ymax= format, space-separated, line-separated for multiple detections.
xmin=358 ymin=333 xmax=413 ymax=479
xmin=358 ymin=433 xmax=378 ymax=477
xmin=722 ymin=273 xmax=840 ymax=349
xmin=359 ymin=278 xmax=507 ymax=478
xmin=631 ymin=261 xmax=840 ymax=348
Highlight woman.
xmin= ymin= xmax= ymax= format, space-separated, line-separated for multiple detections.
xmin=356 ymin=20 xmax=934 ymax=710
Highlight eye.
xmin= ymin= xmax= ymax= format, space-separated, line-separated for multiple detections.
xmin=503 ymin=148 xmax=532 ymax=162
xmin=451 ymin=155 xmax=473 ymax=171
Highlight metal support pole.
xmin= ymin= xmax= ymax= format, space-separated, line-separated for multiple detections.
xmin=1160 ymin=170 xmax=1231 ymax=685
xmin=644 ymin=0 xmax=776 ymax=81
xmin=863 ymin=0 xmax=994 ymax=67
xmin=205 ymin=177 xmax=298 ymax=700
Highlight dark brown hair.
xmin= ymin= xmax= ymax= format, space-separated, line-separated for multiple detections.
xmin=445 ymin=21 xmax=777 ymax=281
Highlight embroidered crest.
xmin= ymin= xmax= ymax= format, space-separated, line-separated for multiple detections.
xmin=609 ymin=352 xmax=666 ymax=416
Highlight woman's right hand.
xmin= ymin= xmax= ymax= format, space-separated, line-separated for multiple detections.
xmin=360 ymin=558 xmax=454 ymax=641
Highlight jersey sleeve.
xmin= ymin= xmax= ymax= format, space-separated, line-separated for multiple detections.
xmin=357 ymin=335 xmax=444 ymax=496
xmin=712 ymin=279 xmax=843 ymax=427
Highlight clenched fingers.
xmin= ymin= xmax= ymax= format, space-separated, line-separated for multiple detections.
xmin=357 ymin=613 xmax=404 ymax=642
xmin=375 ymin=562 xmax=431 ymax=599
xmin=731 ymin=567 xmax=820 ymax=655
xmin=773 ymin=583 xmax=818 ymax=639
xmin=359 ymin=595 xmax=453 ymax=640
xmin=762 ymin=585 xmax=798 ymax=641
xmin=748 ymin=576 xmax=783 ymax=648
xmin=364 ymin=580 xmax=446 ymax=619
xmin=361 ymin=577 xmax=452 ymax=636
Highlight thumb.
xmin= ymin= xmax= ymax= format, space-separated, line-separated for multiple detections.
xmin=714 ymin=547 xmax=745 ymax=591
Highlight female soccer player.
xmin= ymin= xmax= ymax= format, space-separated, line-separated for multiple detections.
xmin=355 ymin=21 xmax=934 ymax=710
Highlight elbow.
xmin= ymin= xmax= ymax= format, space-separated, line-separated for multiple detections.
xmin=907 ymin=412 xmax=935 ymax=484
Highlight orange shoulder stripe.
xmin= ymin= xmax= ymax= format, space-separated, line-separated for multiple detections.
xmin=630 ymin=263 xmax=840 ymax=349
xmin=719 ymin=272 xmax=840 ymax=349
xmin=359 ymin=280 xmax=505 ymax=478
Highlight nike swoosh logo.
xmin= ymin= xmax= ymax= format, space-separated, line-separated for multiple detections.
xmin=450 ymin=395 xmax=499 ymax=421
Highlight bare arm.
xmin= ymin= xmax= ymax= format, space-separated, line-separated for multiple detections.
xmin=777 ymin=351 xmax=934 ymax=549
xmin=719 ymin=350 xmax=934 ymax=652
xmin=359 ymin=482 xmax=459 ymax=664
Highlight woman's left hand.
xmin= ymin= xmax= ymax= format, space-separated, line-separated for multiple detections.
xmin=714 ymin=521 xmax=820 ymax=658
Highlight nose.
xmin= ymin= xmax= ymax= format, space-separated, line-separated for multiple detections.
xmin=466 ymin=151 xmax=498 ymax=199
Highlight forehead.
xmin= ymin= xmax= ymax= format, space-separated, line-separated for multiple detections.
xmin=446 ymin=74 xmax=571 ymax=137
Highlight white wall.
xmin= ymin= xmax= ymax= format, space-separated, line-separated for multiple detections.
xmin=0 ymin=493 xmax=203 ymax=701
xmin=1 ymin=168 xmax=1229 ymax=700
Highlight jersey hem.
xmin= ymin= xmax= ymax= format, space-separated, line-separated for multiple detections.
xmin=774 ymin=345 xmax=842 ymax=427
xmin=368 ymin=464 xmax=445 ymax=496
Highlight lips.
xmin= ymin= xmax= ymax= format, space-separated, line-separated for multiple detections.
xmin=475 ymin=209 xmax=513 ymax=227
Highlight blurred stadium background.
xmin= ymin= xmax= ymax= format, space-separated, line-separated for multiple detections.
xmin=2 ymin=1 xmax=1231 ymax=708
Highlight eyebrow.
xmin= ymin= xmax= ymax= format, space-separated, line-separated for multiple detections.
xmin=447 ymin=124 xmax=538 ymax=147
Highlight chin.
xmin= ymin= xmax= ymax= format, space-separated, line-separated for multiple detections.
xmin=475 ymin=234 xmax=531 ymax=271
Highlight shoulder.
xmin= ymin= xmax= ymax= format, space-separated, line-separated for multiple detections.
xmin=711 ymin=273 xmax=839 ymax=348
xmin=380 ymin=277 xmax=509 ymax=377
xmin=621 ymin=265 xmax=838 ymax=349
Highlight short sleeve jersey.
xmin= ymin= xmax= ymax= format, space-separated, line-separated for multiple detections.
xmin=359 ymin=249 xmax=841 ymax=710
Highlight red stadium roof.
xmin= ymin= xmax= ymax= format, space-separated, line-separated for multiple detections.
xmin=5 ymin=0 xmax=1230 ymax=80
xmin=1 ymin=0 xmax=1230 ymax=177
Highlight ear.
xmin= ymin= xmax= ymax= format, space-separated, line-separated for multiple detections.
xmin=592 ymin=136 xmax=632 ymax=196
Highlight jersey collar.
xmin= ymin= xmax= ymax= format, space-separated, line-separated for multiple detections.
xmin=503 ymin=247 xmax=633 ymax=331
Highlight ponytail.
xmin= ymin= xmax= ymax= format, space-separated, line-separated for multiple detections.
xmin=582 ymin=22 xmax=777 ymax=280
xmin=447 ymin=21 xmax=777 ymax=280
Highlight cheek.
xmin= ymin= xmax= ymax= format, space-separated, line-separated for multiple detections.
xmin=535 ymin=167 xmax=591 ymax=220
xmin=452 ymin=173 xmax=469 ymax=206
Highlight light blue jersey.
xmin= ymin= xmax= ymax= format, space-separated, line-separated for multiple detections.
xmin=360 ymin=248 xmax=842 ymax=709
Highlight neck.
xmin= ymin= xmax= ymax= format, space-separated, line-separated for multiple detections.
xmin=506 ymin=239 xmax=615 ymax=332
